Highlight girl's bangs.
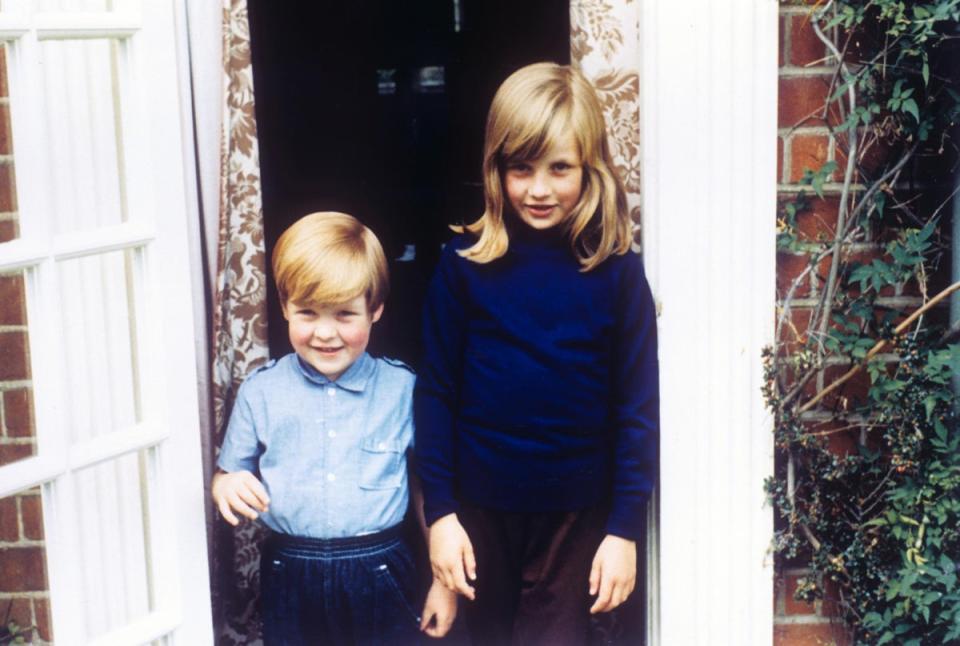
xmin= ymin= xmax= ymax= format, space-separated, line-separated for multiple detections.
xmin=500 ymin=101 xmax=573 ymax=162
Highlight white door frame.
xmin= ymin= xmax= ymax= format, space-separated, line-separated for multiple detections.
xmin=0 ymin=0 xmax=213 ymax=642
xmin=640 ymin=1 xmax=778 ymax=644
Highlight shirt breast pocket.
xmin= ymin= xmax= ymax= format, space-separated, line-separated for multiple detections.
xmin=358 ymin=437 xmax=405 ymax=490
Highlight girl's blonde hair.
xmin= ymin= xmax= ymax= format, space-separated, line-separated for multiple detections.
xmin=272 ymin=211 xmax=389 ymax=310
xmin=456 ymin=62 xmax=631 ymax=271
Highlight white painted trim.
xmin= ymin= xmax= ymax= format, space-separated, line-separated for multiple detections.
xmin=640 ymin=1 xmax=778 ymax=644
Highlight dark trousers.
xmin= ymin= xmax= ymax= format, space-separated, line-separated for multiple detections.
xmin=260 ymin=525 xmax=422 ymax=646
xmin=457 ymin=504 xmax=618 ymax=646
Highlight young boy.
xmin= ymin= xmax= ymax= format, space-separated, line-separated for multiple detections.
xmin=213 ymin=212 xmax=456 ymax=644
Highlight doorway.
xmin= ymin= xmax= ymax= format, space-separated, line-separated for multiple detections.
xmin=247 ymin=0 xmax=570 ymax=365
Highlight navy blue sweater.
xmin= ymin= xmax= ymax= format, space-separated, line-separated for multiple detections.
xmin=414 ymin=224 xmax=659 ymax=540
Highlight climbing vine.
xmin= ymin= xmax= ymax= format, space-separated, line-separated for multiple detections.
xmin=767 ymin=1 xmax=960 ymax=644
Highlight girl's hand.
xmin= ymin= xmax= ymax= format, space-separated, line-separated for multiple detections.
xmin=211 ymin=470 xmax=270 ymax=526
xmin=429 ymin=513 xmax=477 ymax=600
xmin=588 ymin=534 xmax=636 ymax=614
xmin=420 ymin=578 xmax=458 ymax=638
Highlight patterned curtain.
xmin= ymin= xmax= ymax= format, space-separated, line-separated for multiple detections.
xmin=210 ymin=0 xmax=269 ymax=643
xmin=570 ymin=0 xmax=642 ymax=239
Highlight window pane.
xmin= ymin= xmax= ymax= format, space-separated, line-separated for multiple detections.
xmin=0 ymin=268 xmax=36 ymax=467
xmin=0 ymin=43 xmax=19 ymax=243
xmin=39 ymin=39 xmax=126 ymax=235
xmin=73 ymin=451 xmax=151 ymax=639
xmin=57 ymin=250 xmax=138 ymax=442
xmin=36 ymin=0 xmax=111 ymax=12
xmin=0 ymin=487 xmax=53 ymax=644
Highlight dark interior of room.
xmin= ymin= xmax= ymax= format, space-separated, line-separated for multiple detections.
xmin=248 ymin=0 xmax=570 ymax=366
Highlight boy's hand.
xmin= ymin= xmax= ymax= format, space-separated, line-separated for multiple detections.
xmin=211 ymin=470 xmax=270 ymax=526
xmin=420 ymin=578 xmax=458 ymax=638
xmin=588 ymin=534 xmax=636 ymax=614
xmin=429 ymin=513 xmax=477 ymax=600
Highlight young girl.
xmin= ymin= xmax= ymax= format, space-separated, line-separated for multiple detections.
xmin=414 ymin=63 xmax=659 ymax=645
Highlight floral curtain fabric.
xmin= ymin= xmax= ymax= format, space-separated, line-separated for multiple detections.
xmin=570 ymin=0 xmax=642 ymax=235
xmin=210 ymin=0 xmax=269 ymax=643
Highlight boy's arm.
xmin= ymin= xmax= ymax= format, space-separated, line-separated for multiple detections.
xmin=215 ymin=379 xmax=269 ymax=525
xmin=420 ymin=578 xmax=458 ymax=638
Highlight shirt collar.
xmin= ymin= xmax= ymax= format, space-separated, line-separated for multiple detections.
xmin=293 ymin=352 xmax=375 ymax=392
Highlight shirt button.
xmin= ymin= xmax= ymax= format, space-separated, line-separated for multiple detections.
xmin=327 ymin=473 xmax=336 ymax=482
xmin=327 ymin=387 xmax=336 ymax=397
xmin=378 ymin=442 xmax=386 ymax=450
xmin=328 ymin=430 xmax=336 ymax=438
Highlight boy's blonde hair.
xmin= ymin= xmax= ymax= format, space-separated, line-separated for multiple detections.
xmin=272 ymin=211 xmax=389 ymax=310
xmin=456 ymin=62 xmax=631 ymax=272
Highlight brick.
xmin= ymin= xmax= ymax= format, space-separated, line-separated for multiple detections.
xmin=4 ymin=389 xmax=35 ymax=438
xmin=778 ymin=136 xmax=785 ymax=183
xmin=2 ymin=597 xmax=33 ymax=638
xmin=774 ymin=621 xmax=851 ymax=645
xmin=778 ymin=251 xmax=813 ymax=299
xmin=0 ymin=272 xmax=27 ymax=326
xmin=821 ymin=577 xmax=845 ymax=617
xmin=0 ymin=546 xmax=47 ymax=591
xmin=0 ymin=330 xmax=29 ymax=381
xmin=788 ymin=14 xmax=828 ymax=68
xmin=784 ymin=573 xmax=817 ymax=615
xmin=0 ymin=495 xmax=17 ymax=541
xmin=0 ymin=104 xmax=11 ymax=155
xmin=779 ymin=75 xmax=832 ymax=128
xmin=795 ymin=197 xmax=840 ymax=241
xmin=0 ymin=163 xmax=16 ymax=212
xmin=790 ymin=134 xmax=830 ymax=183
xmin=20 ymin=493 xmax=42 ymax=541
xmin=0 ymin=218 xmax=16 ymax=243
xmin=0 ymin=46 xmax=8 ymax=98
xmin=820 ymin=364 xmax=872 ymax=410
xmin=0 ymin=443 xmax=33 ymax=467
xmin=806 ymin=419 xmax=861 ymax=458
xmin=34 ymin=597 xmax=51 ymax=642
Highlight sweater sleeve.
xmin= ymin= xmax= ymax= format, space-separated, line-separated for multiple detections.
xmin=606 ymin=252 xmax=660 ymax=540
xmin=414 ymin=244 xmax=466 ymax=526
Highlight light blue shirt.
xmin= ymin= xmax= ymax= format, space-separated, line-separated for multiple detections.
xmin=217 ymin=352 xmax=415 ymax=538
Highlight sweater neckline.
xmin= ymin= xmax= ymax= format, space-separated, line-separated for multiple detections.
xmin=505 ymin=212 xmax=569 ymax=251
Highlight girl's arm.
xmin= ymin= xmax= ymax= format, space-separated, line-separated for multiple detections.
xmin=607 ymin=252 xmax=659 ymax=540
xmin=414 ymin=244 xmax=466 ymax=526
xmin=414 ymin=243 xmax=477 ymax=598
xmin=589 ymin=252 xmax=659 ymax=613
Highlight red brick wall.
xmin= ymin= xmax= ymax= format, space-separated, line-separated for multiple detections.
xmin=0 ymin=45 xmax=52 ymax=645
xmin=775 ymin=4 xmax=852 ymax=644
xmin=773 ymin=2 xmax=936 ymax=643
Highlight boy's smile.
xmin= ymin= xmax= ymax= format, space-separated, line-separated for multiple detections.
xmin=283 ymin=295 xmax=383 ymax=381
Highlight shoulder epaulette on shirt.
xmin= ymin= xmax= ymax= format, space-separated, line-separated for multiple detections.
xmin=382 ymin=357 xmax=415 ymax=374
xmin=249 ymin=358 xmax=277 ymax=376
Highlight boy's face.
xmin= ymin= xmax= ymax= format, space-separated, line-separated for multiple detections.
xmin=282 ymin=294 xmax=383 ymax=381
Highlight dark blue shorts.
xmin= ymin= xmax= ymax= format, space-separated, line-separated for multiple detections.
xmin=260 ymin=525 xmax=422 ymax=645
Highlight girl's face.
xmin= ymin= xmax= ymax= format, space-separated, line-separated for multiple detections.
xmin=503 ymin=133 xmax=583 ymax=231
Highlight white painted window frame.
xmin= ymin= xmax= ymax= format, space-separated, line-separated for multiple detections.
xmin=0 ymin=1 xmax=212 ymax=643
xmin=639 ymin=1 xmax=778 ymax=644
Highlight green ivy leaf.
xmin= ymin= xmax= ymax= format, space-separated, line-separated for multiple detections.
xmin=902 ymin=98 xmax=920 ymax=123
